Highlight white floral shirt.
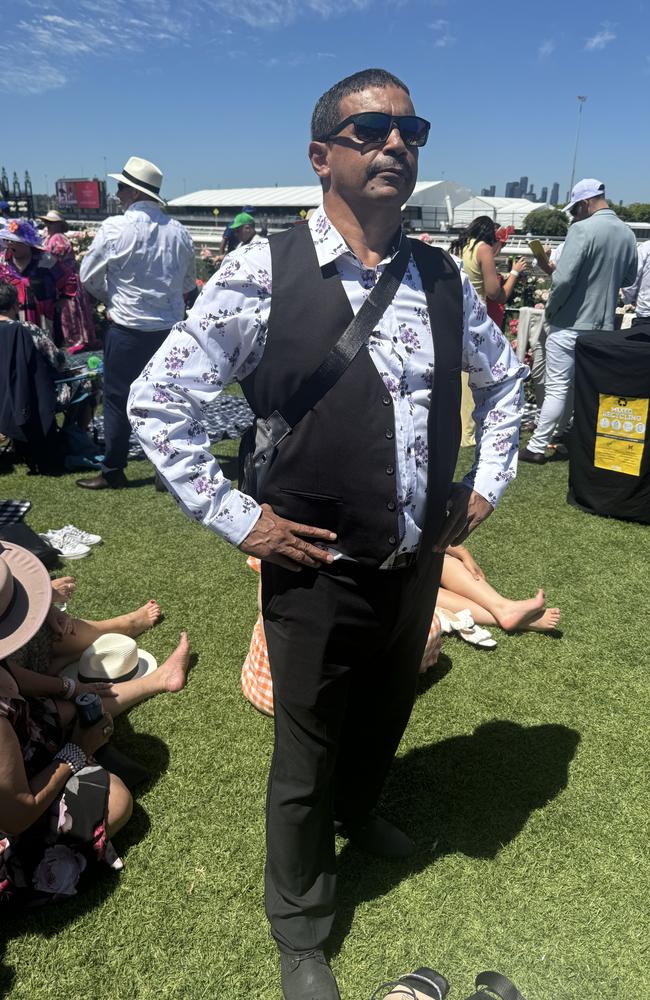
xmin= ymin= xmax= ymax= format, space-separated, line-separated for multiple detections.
xmin=128 ymin=207 xmax=527 ymax=553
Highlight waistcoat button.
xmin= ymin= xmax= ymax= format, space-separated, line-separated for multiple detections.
xmin=385 ymin=465 xmax=394 ymax=475
xmin=386 ymin=501 xmax=396 ymax=511
xmin=385 ymin=428 xmax=394 ymax=439
xmin=388 ymin=535 xmax=397 ymax=545
xmin=382 ymin=396 xmax=391 ymax=406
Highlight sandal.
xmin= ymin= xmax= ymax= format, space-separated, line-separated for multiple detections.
xmin=371 ymin=967 xmax=449 ymax=999
xmin=436 ymin=608 xmax=497 ymax=649
xmin=465 ymin=971 xmax=526 ymax=1000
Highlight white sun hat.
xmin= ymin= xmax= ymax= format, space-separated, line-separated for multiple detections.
xmin=63 ymin=633 xmax=157 ymax=683
xmin=108 ymin=156 xmax=166 ymax=204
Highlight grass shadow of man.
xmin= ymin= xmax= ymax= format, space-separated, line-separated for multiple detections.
xmin=329 ymin=718 xmax=580 ymax=957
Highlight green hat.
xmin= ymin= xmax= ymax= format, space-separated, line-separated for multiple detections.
xmin=230 ymin=212 xmax=255 ymax=229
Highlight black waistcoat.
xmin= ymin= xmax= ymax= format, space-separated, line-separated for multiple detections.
xmin=240 ymin=224 xmax=463 ymax=567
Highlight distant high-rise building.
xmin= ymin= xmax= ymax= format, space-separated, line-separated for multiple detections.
xmin=540 ymin=186 xmax=548 ymax=203
xmin=481 ymin=185 xmax=497 ymax=197
xmin=505 ymin=181 xmax=521 ymax=198
xmin=519 ymin=176 xmax=529 ymax=197
xmin=550 ymin=182 xmax=559 ymax=205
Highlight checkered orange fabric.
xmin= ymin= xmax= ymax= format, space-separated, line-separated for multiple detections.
xmin=240 ymin=558 xmax=443 ymax=716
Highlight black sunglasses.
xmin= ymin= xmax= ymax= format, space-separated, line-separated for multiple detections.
xmin=321 ymin=112 xmax=430 ymax=147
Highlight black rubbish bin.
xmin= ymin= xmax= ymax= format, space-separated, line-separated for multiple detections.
xmin=568 ymin=324 xmax=650 ymax=523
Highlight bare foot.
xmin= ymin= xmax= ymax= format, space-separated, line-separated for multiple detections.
xmin=157 ymin=632 xmax=191 ymax=693
xmin=521 ymin=607 xmax=561 ymax=632
xmin=122 ymin=600 xmax=161 ymax=638
xmin=496 ymin=589 xmax=546 ymax=632
xmin=52 ymin=576 xmax=76 ymax=601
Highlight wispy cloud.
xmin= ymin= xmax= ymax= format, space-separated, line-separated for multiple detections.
xmin=430 ymin=18 xmax=455 ymax=48
xmin=263 ymin=51 xmax=335 ymax=69
xmin=538 ymin=39 xmax=556 ymax=59
xmin=585 ymin=25 xmax=616 ymax=50
xmin=210 ymin=0 xmax=371 ymax=28
xmin=0 ymin=0 xmax=376 ymax=95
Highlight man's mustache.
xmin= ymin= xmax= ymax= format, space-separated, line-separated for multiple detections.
xmin=367 ymin=159 xmax=411 ymax=180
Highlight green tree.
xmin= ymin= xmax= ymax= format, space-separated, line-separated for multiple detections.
xmin=522 ymin=208 xmax=568 ymax=237
xmin=628 ymin=203 xmax=650 ymax=222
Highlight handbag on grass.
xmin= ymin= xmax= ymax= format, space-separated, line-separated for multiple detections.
xmin=238 ymin=235 xmax=411 ymax=500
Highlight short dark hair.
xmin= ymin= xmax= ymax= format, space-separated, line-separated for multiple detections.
xmin=0 ymin=281 xmax=19 ymax=314
xmin=311 ymin=68 xmax=410 ymax=141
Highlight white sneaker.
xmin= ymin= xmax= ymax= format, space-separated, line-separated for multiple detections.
xmin=43 ymin=525 xmax=102 ymax=548
xmin=61 ymin=524 xmax=102 ymax=546
xmin=40 ymin=530 xmax=92 ymax=560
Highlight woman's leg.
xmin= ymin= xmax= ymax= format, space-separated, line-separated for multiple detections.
xmin=50 ymin=601 xmax=161 ymax=671
xmin=436 ymin=586 xmax=498 ymax=626
xmin=106 ymin=773 xmax=133 ymax=837
xmin=100 ymin=632 xmax=190 ymax=717
xmin=440 ymin=556 xmax=560 ymax=632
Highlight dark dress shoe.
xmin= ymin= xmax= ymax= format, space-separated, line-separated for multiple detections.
xmin=76 ymin=471 xmax=128 ymax=490
xmin=518 ymin=447 xmax=547 ymax=465
xmin=280 ymin=950 xmax=340 ymax=1000
xmin=336 ymin=815 xmax=416 ymax=859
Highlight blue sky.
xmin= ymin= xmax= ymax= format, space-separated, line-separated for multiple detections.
xmin=3 ymin=0 xmax=649 ymax=204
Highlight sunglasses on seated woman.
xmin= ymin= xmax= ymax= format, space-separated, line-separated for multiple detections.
xmin=320 ymin=112 xmax=431 ymax=147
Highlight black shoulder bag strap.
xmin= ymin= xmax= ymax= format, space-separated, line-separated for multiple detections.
xmin=240 ymin=235 xmax=411 ymax=497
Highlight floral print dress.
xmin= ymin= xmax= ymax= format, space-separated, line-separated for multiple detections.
xmin=0 ymin=665 xmax=122 ymax=906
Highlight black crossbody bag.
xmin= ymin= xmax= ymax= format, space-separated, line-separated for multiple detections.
xmin=238 ymin=235 xmax=411 ymax=500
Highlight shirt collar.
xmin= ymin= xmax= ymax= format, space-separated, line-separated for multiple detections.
xmin=125 ymin=200 xmax=164 ymax=217
xmin=308 ymin=204 xmax=403 ymax=270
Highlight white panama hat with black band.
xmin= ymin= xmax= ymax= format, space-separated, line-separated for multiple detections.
xmin=108 ymin=156 xmax=166 ymax=204
xmin=63 ymin=633 xmax=157 ymax=684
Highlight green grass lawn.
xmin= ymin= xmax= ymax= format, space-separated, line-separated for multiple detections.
xmin=1 ymin=443 xmax=648 ymax=999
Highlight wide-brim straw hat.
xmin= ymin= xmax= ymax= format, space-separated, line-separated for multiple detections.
xmin=0 ymin=542 xmax=52 ymax=660
xmin=63 ymin=633 xmax=157 ymax=684
xmin=108 ymin=156 xmax=165 ymax=204
xmin=38 ymin=210 xmax=69 ymax=231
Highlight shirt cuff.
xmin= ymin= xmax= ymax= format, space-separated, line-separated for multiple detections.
xmin=204 ymin=488 xmax=262 ymax=547
xmin=462 ymin=467 xmax=511 ymax=509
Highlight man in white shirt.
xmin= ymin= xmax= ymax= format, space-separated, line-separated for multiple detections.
xmin=78 ymin=156 xmax=196 ymax=489
xmin=622 ymin=239 xmax=650 ymax=323
xmin=129 ymin=69 xmax=526 ymax=1000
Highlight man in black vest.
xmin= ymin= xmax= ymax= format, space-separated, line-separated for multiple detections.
xmin=129 ymin=69 xmax=526 ymax=1000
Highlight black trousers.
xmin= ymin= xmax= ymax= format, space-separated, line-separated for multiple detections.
xmin=101 ymin=323 xmax=170 ymax=475
xmin=261 ymin=550 xmax=443 ymax=953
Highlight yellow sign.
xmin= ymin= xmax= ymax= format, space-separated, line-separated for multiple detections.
xmin=299 ymin=209 xmax=307 ymax=219
xmin=594 ymin=394 xmax=648 ymax=477
xmin=212 ymin=208 xmax=219 ymax=216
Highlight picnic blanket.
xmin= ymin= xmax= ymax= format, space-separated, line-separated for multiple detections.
xmin=0 ymin=500 xmax=32 ymax=526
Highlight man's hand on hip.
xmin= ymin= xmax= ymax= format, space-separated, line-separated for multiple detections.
xmin=433 ymin=483 xmax=493 ymax=551
xmin=239 ymin=503 xmax=337 ymax=572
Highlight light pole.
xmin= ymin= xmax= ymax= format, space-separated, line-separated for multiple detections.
xmin=569 ymin=95 xmax=587 ymax=196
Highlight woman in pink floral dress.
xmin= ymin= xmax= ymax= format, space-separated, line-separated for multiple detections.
xmin=39 ymin=211 xmax=100 ymax=352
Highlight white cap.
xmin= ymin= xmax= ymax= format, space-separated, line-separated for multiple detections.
xmin=565 ymin=178 xmax=605 ymax=213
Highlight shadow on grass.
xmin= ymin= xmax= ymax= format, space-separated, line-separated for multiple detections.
xmin=328 ymin=719 xmax=580 ymax=958
xmin=0 ymin=713 xmax=169 ymax=993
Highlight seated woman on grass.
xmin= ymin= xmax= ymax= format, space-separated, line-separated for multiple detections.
xmin=0 ymin=540 xmax=190 ymax=904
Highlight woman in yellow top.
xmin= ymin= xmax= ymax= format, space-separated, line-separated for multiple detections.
xmin=450 ymin=217 xmax=527 ymax=445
